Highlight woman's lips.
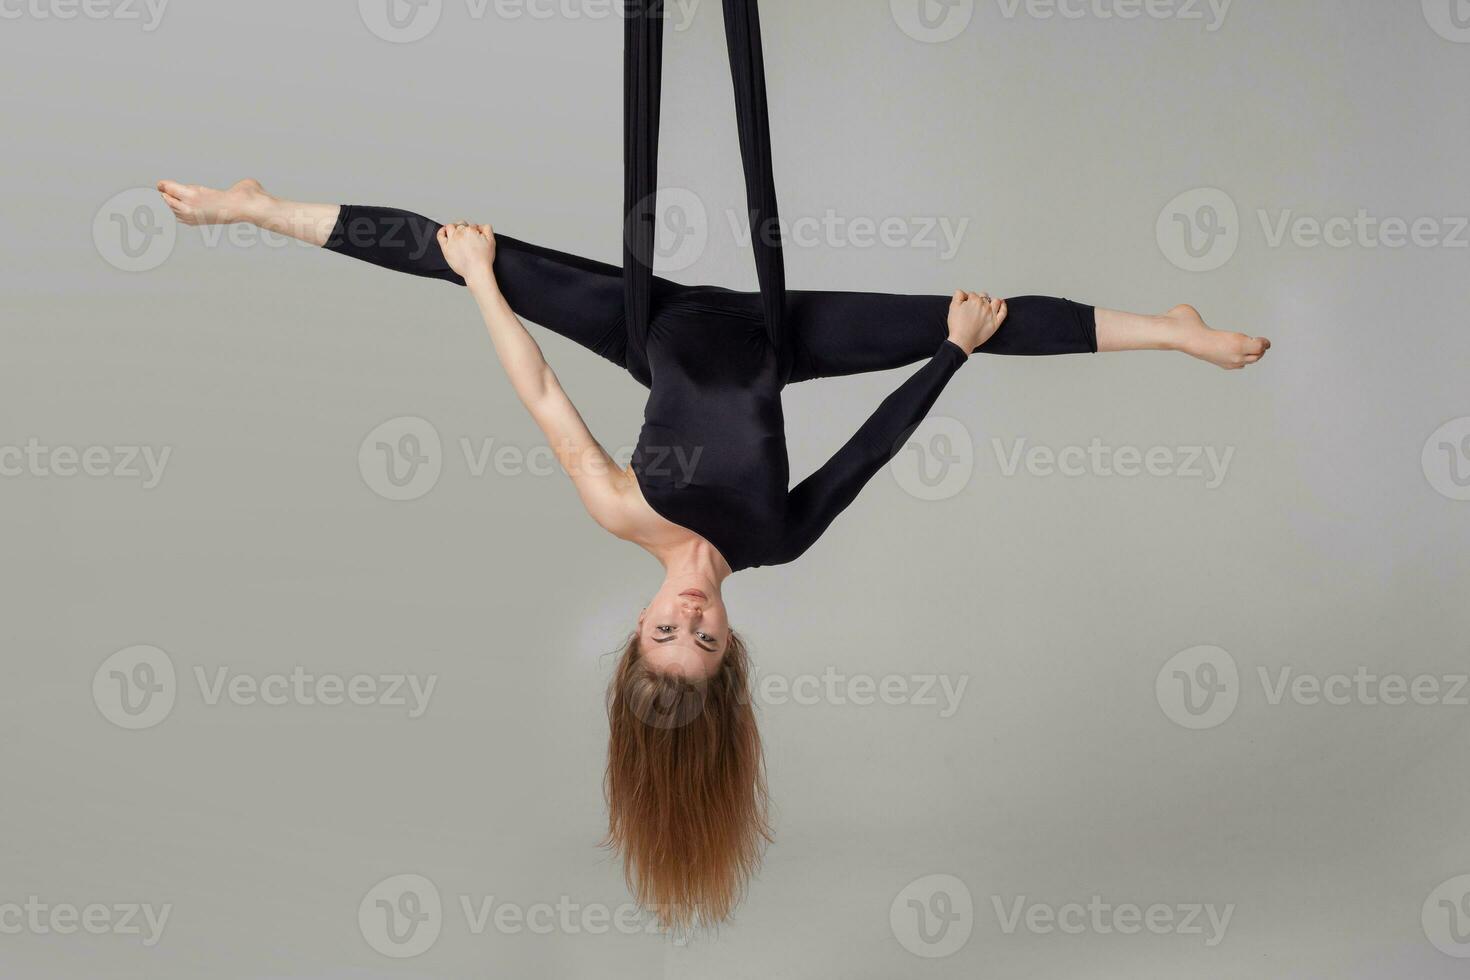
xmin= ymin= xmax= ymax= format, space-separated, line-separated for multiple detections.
xmin=680 ymin=590 xmax=708 ymax=602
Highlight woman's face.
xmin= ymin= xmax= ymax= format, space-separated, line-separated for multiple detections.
xmin=638 ymin=582 xmax=731 ymax=680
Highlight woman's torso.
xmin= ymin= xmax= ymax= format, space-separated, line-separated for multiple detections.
xmin=630 ymin=287 xmax=789 ymax=572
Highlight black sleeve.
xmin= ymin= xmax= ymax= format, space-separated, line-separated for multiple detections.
xmin=777 ymin=340 xmax=969 ymax=564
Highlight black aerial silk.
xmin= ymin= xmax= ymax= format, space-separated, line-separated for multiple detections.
xmin=624 ymin=0 xmax=787 ymax=379
xmin=324 ymin=0 xmax=1097 ymax=571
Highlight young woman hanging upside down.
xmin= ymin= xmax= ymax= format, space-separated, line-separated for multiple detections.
xmin=153 ymin=0 xmax=1269 ymax=934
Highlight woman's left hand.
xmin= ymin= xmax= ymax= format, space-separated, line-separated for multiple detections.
xmin=946 ymin=290 xmax=1007 ymax=355
xmin=437 ymin=222 xmax=497 ymax=282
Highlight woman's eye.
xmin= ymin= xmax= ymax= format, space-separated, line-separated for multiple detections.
xmin=656 ymin=625 xmax=675 ymax=634
xmin=697 ymin=632 xmax=714 ymax=642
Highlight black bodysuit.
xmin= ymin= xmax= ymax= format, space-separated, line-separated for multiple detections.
xmin=324 ymin=0 xmax=1096 ymax=572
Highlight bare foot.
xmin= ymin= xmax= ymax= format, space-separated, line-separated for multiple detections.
xmin=156 ymin=178 xmax=270 ymax=227
xmin=1165 ymin=305 xmax=1271 ymax=371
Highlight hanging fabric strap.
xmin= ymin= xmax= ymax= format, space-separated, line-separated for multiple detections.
xmin=622 ymin=0 xmax=788 ymax=373
xmin=720 ymin=0 xmax=786 ymax=352
xmin=622 ymin=0 xmax=665 ymax=376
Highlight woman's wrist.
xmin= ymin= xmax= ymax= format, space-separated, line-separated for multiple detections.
xmin=465 ymin=264 xmax=500 ymax=294
xmin=945 ymin=333 xmax=976 ymax=357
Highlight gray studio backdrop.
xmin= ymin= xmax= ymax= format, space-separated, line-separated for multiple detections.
xmin=3 ymin=0 xmax=1469 ymax=977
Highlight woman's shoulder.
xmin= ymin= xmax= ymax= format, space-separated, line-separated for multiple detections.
xmin=588 ymin=465 xmax=664 ymax=543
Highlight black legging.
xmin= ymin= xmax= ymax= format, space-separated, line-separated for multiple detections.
xmin=324 ymin=206 xmax=1096 ymax=386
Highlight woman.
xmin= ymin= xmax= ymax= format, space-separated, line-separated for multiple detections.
xmin=154 ymin=181 xmax=1269 ymax=928
xmin=154 ymin=0 xmax=1268 ymax=937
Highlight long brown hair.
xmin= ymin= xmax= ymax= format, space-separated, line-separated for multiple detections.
xmin=604 ymin=630 xmax=772 ymax=931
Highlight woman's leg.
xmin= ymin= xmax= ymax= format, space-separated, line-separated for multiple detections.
xmin=785 ymin=288 xmax=1270 ymax=381
xmin=156 ymin=179 xmax=633 ymax=374
xmin=786 ymin=290 xmax=1095 ymax=381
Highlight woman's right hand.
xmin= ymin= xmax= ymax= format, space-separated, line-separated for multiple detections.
xmin=438 ymin=222 xmax=498 ymax=283
xmin=947 ymin=290 xmax=1007 ymax=355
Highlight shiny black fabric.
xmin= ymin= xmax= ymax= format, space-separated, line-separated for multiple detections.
xmin=323 ymin=0 xmax=1097 ymax=572
xmin=325 ymin=207 xmax=1094 ymax=570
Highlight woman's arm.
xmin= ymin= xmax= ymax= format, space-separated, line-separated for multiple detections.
xmin=778 ymin=292 xmax=1006 ymax=564
xmin=439 ymin=224 xmax=635 ymax=537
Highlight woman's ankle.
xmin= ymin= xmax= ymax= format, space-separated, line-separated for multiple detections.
xmin=1156 ymin=314 xmax=1191 ymax=353
xmin=242 ymin=191 xmax=279 ymax=228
